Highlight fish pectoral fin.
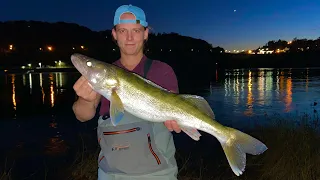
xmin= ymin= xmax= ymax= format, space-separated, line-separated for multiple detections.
xmin=220 ymin=127 xmax=268 ymax=176
xmin=180 ymin=125 xmax=202 ymax=141
xmin=179 ymin=94 xmax=215 ymax=119
xmin=110 ymin=89 xmax=124 ymax=126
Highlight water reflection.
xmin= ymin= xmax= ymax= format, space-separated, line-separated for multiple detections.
xmin=215 ymin=69 xmax=218 ymax=82
xmin=29 ymin=73 xmax=32 ymax=94
xmin=45 ymin=135 xmax=68 ymax=155
xmin=244 ymin=71 xmax=253 ymax=116
xmin=45 ymin=116 xmax=68 ymax=155
xmin=49 ymin=74 xmax=55 ymax=107
xmin=55 ymin=73 xmax=63 ymax=88
xmin=306 ymin=69 xmax=309 ymax=92
xmin=5 ymin=72 xmax=72 ymax=156
xmin=257 ymin=70 xmax=265 ymax=106
xmin=285 ymin=78 xmax=292 ymax=112
xmin=10 ymin=72 xmax=69 ymax=112
xmin=222 ymin=68 xmax=298 ymax=116
xmin=40 ymin=73 xmax=45 ymax=104
xmin=11 ymin=75 xmax=17 ymax=118
xmin=45 ymin=120 xmax=68 ymax=155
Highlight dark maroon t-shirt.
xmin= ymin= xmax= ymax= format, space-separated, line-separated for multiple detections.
xmin=99 ymin=55 xmax=179 ymax=116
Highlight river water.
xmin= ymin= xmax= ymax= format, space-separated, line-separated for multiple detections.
xmin=0 ymin=68 xmax=319 ymax=179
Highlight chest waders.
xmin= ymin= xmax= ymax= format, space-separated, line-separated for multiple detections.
xmin=97 ymin=59 xmax=178 ymax=180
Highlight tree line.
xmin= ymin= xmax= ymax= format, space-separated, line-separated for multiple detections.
xmin=0 ymin=20 xmax=223 ymax=65
xmin=1 ymin=20 xmax=320 ymax=92
xmin=257 ymin=38 xmax=320 ymax=52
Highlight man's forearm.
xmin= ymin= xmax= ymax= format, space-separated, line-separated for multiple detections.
xmin=72 ymin=97 xmax=97 ymax=122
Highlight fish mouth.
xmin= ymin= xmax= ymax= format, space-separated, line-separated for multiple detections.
xmin=71 ymin=53 xmax=89 ymax=76
xmin=70 ymin=53 xmax=107 ymax=89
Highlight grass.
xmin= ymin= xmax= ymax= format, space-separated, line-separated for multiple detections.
xmin=0 ymin=158 xmax=13 ymax=180
xmin=2 ymin=112 xmax=320 ymax=180
xmin=68 ymin=112 xmax=320 ymax=180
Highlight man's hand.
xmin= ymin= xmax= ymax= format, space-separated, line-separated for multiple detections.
xmin=73 ymin=76 xmax=98 ymax=102
xmin=164 ymin=120 xmax=181 ymax=133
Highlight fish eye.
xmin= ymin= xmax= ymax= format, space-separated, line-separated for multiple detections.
xmin=86 ymin=61 xmax=92 ymax=67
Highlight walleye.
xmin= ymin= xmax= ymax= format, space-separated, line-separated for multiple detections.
xmin=71 ymin=53 xmax=267 ymax=176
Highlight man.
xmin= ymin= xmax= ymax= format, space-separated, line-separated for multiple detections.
xmin=72 ymin=4 xmax=181 ymax=180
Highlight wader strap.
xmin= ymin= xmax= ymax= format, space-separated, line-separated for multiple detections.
xmin=143 ymin=58 xmax=153 ymax=78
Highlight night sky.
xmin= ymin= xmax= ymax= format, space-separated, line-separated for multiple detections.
xmin=1 ymin=0 xmax=319 ymax=50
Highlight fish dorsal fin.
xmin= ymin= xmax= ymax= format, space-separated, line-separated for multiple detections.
xmin=132 ymin=73 xmax=170 ymax=92
xmin=179 ymin=94 xmax=215 ymax=119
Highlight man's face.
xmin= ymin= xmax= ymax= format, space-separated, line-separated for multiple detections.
xmin=112 ymin=13 xmax=149 ymax=56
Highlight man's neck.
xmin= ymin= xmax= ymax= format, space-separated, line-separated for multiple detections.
xmin=120 ymin=52 xmax=144 ymax=70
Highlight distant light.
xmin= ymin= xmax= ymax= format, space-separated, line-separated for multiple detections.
xmin=73 ymin=47 xmax=75 ymax=50
xmin=9 ymin=44 xmax=13 ymax=50
xmin=81 ymin=45 xmax=84 ymax=49
xmin=39 ymin=48 xmax=42 ymax=51
xmin=47 ymin=46 xmax=53 ymax=51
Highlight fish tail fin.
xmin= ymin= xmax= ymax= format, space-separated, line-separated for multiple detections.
xmin=219 ymin=127 xmax=267 ymax=176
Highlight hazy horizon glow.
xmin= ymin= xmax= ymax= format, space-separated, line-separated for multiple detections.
xmin=1 ymin=0 xmax=319 ymax=50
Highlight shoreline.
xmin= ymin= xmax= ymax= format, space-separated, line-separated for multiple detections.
xmin=1 ymin=67 xmax=77 ymax=74
xmin=2 ymin=66 xmax=320 ymax=75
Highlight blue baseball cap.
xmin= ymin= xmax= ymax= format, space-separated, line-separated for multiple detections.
xmin=113 ymin=4 xmax=148 ymax=27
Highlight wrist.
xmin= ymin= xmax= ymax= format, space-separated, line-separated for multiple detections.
xmin=76 ymin=97 xmax=95 ymax=109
